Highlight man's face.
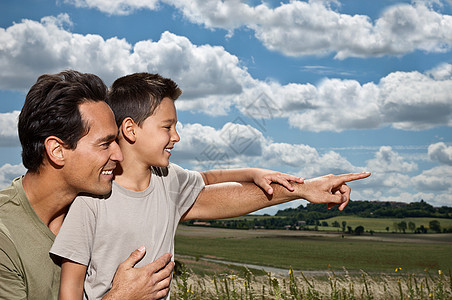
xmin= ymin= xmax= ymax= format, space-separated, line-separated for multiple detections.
xmin=134 ymin=97 xmax=180 ymax=168
xmin=63 ymin=101 xmax=123 ymax=195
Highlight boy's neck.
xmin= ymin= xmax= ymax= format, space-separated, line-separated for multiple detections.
xmin=114 ymin=159 xmax=153 ymax=192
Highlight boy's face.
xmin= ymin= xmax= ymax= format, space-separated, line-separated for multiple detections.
xmin=135 ymin=97 xmax=180 ymax=167
xmin=63 ymin=101 xmax=123 ymax=195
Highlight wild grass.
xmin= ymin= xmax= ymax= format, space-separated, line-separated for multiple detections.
xmin=172 ymin=265 xmax=452 ymax=299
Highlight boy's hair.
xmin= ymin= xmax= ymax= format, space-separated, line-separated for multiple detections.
xmin=18 ymin=70 xmax=108 ymax=173
xmin=107 ymin=73 xmax=182 ymax=127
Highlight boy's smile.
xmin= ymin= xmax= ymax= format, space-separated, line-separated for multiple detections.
xmin=135 ymin=97 xmax=180 ymax=168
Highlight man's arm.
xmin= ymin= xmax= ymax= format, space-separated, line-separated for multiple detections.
xmin=200 ymin=168 xmax=304 ymax=194
xmin=0 ymin=232 xmax=27 ymax=299
xmin=182 ymin=172 xmax=370 ymax=221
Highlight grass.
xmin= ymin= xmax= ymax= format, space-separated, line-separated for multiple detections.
xmin=171 ymin=259 xmax=452 ymax=299
xmin=175 ymin=225 xmax=452 ymax=273
xmin=173 ymin=222 xmax=452 ymax=298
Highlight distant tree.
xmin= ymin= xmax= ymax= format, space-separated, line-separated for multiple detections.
xmin=393 ymin=222 xmax=399 ymax=232
xmin=355 ymin=225 xmax=365 ymax=235
xmin=386 ymin=226 xmax=389 ymax=232
xmin=415 ymin=225 xmax=428 ymax=234
xmin=342 ymin=221 xmax=347 ymax=232
xmin=408 ymin=221 xmax=416 ymax=232
xmin=429 ymin=220 xmax=441 ymax=233
xmin=321 ymin=221 xmax=328 ymax=227
xmin=332 ymin=221 xmax=340 ymax=227
xmin=398 ymin=221 xmax=407 ymax=233
xmin=347 ymin=226 xmax=353 ymax=234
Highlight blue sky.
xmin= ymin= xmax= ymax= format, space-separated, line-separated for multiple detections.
xmin=1 ymin=0 xmax=451 ymax=214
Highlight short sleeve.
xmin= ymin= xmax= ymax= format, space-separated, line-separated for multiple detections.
xmin=0 ymin=230 xmax=26 ymax=300
xmin=49 ymin=197 xmax=96 ymax=266
xmin=166 ymin=164 xmax=205 ymax=218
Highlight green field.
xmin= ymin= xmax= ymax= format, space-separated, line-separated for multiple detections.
xmin=318 ymin=216 xmax=452 ymax=232
xmin=175 ymin=225 xmax=452 ymax=274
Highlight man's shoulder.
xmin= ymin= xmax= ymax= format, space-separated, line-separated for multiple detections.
xmin=0 ymin=178 xmax=22 ymax=208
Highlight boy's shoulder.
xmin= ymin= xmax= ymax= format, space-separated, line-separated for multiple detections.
xmin=151 ymin=163 xmax=184 ymax=177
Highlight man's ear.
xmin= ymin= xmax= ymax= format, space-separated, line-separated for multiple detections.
xmin=121 ymin=117 xmax=137 ymax=143
xmin=44 ymin=136 xmax=66 ymax=167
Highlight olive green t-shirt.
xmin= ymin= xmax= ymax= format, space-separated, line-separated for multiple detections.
xmin=0 ymin=177 xmax=61 ymax=299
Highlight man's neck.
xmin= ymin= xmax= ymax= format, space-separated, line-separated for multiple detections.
xmin=22 ymin=171 xmax=76 ymax=235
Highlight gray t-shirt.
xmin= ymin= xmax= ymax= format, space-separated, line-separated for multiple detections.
xmin=50 ymin=163 xmax=204 ymax=299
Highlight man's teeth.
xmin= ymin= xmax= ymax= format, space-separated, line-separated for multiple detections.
xmin=166 ymin=149 xmax=171 ymax=152
xmin=102 ymin=170 xmax=113 ymax=175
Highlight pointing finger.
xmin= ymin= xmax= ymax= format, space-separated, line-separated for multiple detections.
xmin=337 ymin=172 xmax=371 ymax=184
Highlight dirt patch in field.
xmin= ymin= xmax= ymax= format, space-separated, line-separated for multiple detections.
xmin=176 ymin=225 xmax=452 ymax=244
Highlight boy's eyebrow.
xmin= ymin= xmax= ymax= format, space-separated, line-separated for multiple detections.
xmin=161 ymin=118 xmax=177 ymax=124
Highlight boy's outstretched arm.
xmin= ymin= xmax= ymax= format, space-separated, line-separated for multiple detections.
xmin=182 ymin=172 xmax=371 ymax=221
xmin=200 ymin=168 xmax=304 ymax=194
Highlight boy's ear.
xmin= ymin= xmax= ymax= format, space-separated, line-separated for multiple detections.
xmin=44 ymin=136 xmax=66 ymax=167
xmin=121 ymin=117 xmax=137 ymax=143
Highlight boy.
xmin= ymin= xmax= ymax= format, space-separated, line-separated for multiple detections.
xmin=0 ymin=70 xmax=145 ymax=299
xmin=50 ymin=73 xmax=306 ymax=299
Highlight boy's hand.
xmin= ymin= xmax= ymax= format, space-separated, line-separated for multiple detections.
xmin=105 ymin=247 xmax=174 ymax=300
xmin=251 ymin=168 xmax=304 ymax=195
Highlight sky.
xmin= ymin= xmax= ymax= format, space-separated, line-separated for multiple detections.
xmin=0 ymin=0 xmax=451 ymax=215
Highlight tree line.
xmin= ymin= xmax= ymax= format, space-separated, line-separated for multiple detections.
xmin=276 ymin=199 xmax=452 ymax=220
xmin=182 ymin=200 xmax=452 ymax=232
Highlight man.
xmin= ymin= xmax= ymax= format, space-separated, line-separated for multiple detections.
xmin=0 ymin=70 xmax=370 ymax=300
xmin=0 ymin=70 xmax=174 ymax=299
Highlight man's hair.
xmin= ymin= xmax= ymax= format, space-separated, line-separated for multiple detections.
xmin=18 ymin=70 xmax=108 ymax=173
xmin=107 ymin=73 xmax=182 ymax=127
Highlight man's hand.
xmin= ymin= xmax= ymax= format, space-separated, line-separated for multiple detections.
xmin=104 ymin=247 xmax=174 ymax=300
xmin=249 ymin=168 xmax=304 ymax=195
xmin=301 ymin=172 xmax=371 ymax=211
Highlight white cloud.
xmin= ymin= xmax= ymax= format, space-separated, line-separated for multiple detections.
xmin=0 ymin=16 xmax=248 ymax=115
xmin=412 ymin=165 xmax=452 ymax=191
xmin=379 ymin=70 xmax=452 ymax=130
xmin=0 ymin=163 xmax=25 ymax=189
xmin=427 ymin=62 xmax=452 ymax=80
xmin=367 ymin=146 xmax=418 ymax=173
xmin=0 ymin=111 xmax=20 ymax=146
xmin=1 ymin=15 xmax=451 ymax=133
xmin=428 ymin=142 xmax=452 ymax=165
xmin=66 ymin=0 xmax=452 ymax=59
xmin=63 ymin=0 xmax=160 ymax=15
xmin=173 ymin=121 xmax=361 ymax=178
xmin=173 ymin=122 xmax=266 ymax=170
xmin=0 ymin=14 xmax=132 ymax=88
xmin=281 ymin=67 xmax=452 ymax=132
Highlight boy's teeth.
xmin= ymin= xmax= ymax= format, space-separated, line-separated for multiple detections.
xmin=102 ymin=170 xmax=113 ymax=175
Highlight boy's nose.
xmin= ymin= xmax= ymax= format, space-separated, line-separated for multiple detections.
xmin=172 ymin=130 xmax=180 ymax=143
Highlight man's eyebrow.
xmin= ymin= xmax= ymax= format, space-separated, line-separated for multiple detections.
xmin=95 ymin=134 xmax=117 ymax=144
